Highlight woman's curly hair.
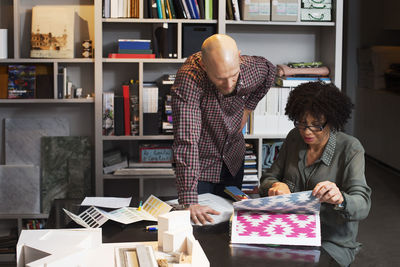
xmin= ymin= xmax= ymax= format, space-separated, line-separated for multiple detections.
xmin=285 ymin=82 xmax=354 ymax=131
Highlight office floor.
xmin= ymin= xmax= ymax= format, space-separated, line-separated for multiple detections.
xmin=2 ymin=156 xmax=399 ymax=267
xmin=352 ymin=156 xmax=400 ymax=266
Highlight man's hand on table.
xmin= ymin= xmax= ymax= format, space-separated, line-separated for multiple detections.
xmin=187 ymin=204 xmax=220 ymax=225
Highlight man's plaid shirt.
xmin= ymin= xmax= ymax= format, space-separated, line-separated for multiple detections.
xmin=172 ymin=52 xmax=276 ymax=204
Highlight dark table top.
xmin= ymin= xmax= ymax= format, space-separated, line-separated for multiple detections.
xmin=49 ymin=199 xmax=321 ymax=266
xmin=100 ymin=220 xmax=321 ymax=267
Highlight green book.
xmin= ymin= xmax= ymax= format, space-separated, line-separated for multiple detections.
xmin=117 ymin=49 xmax=153 ymax=54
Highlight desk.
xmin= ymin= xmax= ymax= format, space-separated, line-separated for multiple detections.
xmin=99 ymin=220 xmax=320 ymax=267
xmin=49 ymin=199 xmax=321 ymax=266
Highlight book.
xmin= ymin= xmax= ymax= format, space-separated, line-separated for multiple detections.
xmin=122 ymin=84 xmax=131 ymax=135
xmin=7 ymin=65 xmax=36 ymax=99
xmin=117 ymin=49 xmax=153 ymax=54
xmin=205 ymin=0 xmax=212 ymax=20
xmin=102 ymin=92 xmax=115 ymax=135
xmin=231 ymin=0 xmax=241 ymax=20
xmin=224 ymin=186 xmax=249 ymax=201
xmin=108 ymin=53 xmax=156 ymax=59
xmin=114 ymin=95 xmax=125 ymax=136
xmin=0 ymin=66 xmax=9 ymax=99
xmin=118 ymin=39 xmax=152 ymax=50
xmin=173 ymin=0 xmax=187 ymax=19
xmin=129 ymin=80 xmax=139 ymax=135
xmin=30 ymin=6 xmax=74 ymax=58
xmin=231 ymin=191 xmax=321 ymax=246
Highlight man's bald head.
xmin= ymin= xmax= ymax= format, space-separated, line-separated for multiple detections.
xmin=200 ymin=34 xmax=240 ymax=95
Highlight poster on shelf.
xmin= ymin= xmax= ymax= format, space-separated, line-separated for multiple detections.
xmin=30 ymin=6 xmax=75 ymax=58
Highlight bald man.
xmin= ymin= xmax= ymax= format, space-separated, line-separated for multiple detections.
xmin=172 ymin=34 xmax=276 ymax=224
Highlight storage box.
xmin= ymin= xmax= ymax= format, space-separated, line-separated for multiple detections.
xmin=182 ymin=24 xmax=216 ymax=58
xmin=302 ymin=0 xmax=332 ymax=9
xmin=301 ymin=8 xmax=331 ymax=21
xmin=271 ymin=0 xmax=298 ymax=22
xmin=241 ymin=0 xmax=271 ymax=21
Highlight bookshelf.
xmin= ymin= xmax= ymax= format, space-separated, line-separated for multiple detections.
xmin=94 ymin=0 xmax=343 ymax=198
xmin=0 ymin=0 xmax=344 ymax=226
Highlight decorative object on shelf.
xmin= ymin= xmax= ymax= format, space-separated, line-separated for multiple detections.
xmin=40 ymin=136 xmax=92 ymax=213
xmin=30 ymin=6 xmax=75 ymax=58
xmin=82 ymin=39 xmax=93 ymax=58
xmin=139 ymin=146 xmax=173 ymax=163
xmin=0 ymin=29 xmax=7 ymax=59
xmin=7 ymin=65 xmax=36 ymax=99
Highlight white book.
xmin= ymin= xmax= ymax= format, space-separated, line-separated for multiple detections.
xmin=231 ymin=0 xmax=241 ymax=21
xmin=110 ymin=0 xmax=119 ymax=18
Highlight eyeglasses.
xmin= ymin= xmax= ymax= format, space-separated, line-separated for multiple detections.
xmin=294 ymin=121 xmax=328 ymax=132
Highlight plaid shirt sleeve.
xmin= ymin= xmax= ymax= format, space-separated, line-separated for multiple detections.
xmin=171 ymin=64 xmax=203 ymax=205
xmin=244 ymin=56 xmax=277 ymax=110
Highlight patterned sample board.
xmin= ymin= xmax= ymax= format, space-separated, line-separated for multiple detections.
xmin=63 ymin=195 xmax=172 ymax=228
xmin=231 ymin=191 xmax=321 ymax=246
xmin=233 ymin=190 xmax=320 ymax=213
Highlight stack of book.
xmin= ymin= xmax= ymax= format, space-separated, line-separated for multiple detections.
xmin=103 ymin=150 xmax=128 ymax=174
xmin=242 ymin=143 xmax=259 ymax=193
xmin=113 ymin=161 xmax=174 ymax=176
xmin=108 ymin=39 xmax=155 ymax=59
xmin=276 ymin=62 xmax=331 ymax=88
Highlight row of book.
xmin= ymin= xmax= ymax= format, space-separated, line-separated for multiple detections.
xmin=102 ymin=80 xmax=140 ymax=136
xmin=146 ymin=0 xmax=215 ymax=20
xmin=103 ymin=0 xmax=140 ymax=18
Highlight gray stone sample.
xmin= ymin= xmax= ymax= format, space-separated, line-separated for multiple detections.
xmin=0 ymin=165 xmax=40 ymax=214
xmin=5 ymin=118 xmax=69 ymax=165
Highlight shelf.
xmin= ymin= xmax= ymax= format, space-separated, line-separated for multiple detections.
xmin=103 ymin=58 xmax=186 ymax=63
xmin=103 ymin=135 xmax=174 ymax=141
xmin=0 ymin=214 xmax=48 ymax=219
xmin=102 ymin=18 xmax=218 ymax=24
xmin=225 ymin=20 xmax=336 ymax=27
xmin=103 ymin=174 xmax=175 ymax=179
xmin=0 ymin=58 xmax=94 ymax=63
xmin=244 ymin=134 xmax=288 ymax=139
xmin=0 ymin=99 xmax=94 ymax=104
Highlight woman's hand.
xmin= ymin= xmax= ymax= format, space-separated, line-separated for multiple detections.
xmin=312 ymin=181 xmax=344 ymax=205
xmin=268 ymin=182 xmax=291 ymax=196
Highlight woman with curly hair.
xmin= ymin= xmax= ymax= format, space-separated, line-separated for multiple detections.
xmin=259 ymin=82 xmax=371 ymax=267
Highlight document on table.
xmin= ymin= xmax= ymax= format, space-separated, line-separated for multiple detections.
xmin=65 ymin=195 xmax=172 ymax=228
xmin=167 ymin=193 xmax=234 ymax=225
xmin=81 ymin=197 xmax=132 ymax=209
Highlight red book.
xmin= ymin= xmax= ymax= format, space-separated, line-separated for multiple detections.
xmin=122 ymin=84 xmax=131 ymax=135
xmin=108 ymin=53 xmax=156 ymax=59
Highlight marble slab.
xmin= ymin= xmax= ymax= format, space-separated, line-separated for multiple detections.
xmin=5 ymin=118 xmax=70 ymax=165
xmin=41 ymin=136 xmax=92 ymax=213
xmin=0 ymin=165 xmax=40 ymax=214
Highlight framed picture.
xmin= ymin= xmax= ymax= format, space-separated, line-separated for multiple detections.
xmin=139 ymin=147 xmax=173 ymax=163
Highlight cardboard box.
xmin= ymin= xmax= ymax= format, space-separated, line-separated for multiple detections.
xmin=302 ymin=0 xmax=332 ymax=9
xmin=241 ymin=0 xmax=271 ymax=21
xmin=271 ymin=0 xmax=298 ymax=22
